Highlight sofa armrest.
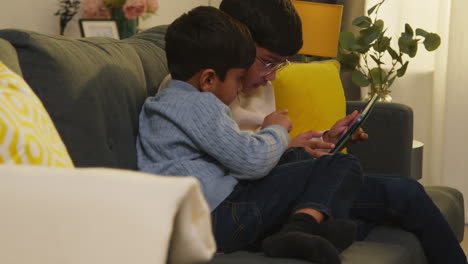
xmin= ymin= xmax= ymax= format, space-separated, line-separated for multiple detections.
xmin=346 ymin=101 xmax=414 ymax=177
xmin=0 ymin=165 xmax=215 ymax=264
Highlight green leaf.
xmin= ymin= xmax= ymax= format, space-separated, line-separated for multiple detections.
xmin=416 ymin=28 xmax=429 ymax=37
xmin=423 ymin=33 xmax=441 ymax=51
xmin=374 ymin=36 xmax=391 ymax=52
xmin=387 ymin=46 xmax=402 ymax=63
xmin=370 ymin=67 xmax=387 ymax=85
xmin=405 ymin=23 xmax=414 ymax=37
xmin=358 ymin=25 xmax=382 ymax=46
xmin=104 ymin=0 xmax=126 ymax=8
xmin=339 ymin=31 xmax=356 ymax=50
xmin=355 ymin=44 xmax=370 ymax=54
xmin=352 ymin=70 xmax=370 ymax=87
xmin=351 ymin=43 xmax=364 ymax=51
xmin=367 ymin=3 xmax=380 ymax=16
xmin=407 ymin=40 xmax=418 ymax=57
xmin=374 ymin=19 xmax=385 ymax=31
xmin=370 ymin=54 xmax=383 ymax=65
xmin=387 ymin=75 xmax=397 ymax=88
xmin=352 ymin=16 xmax=372 ymax=28
xmin=398 ymin=33 xmax=418 ymax=57
xmin=397 ymin=61 xmax=409 ymax=77
xmin=399 ymin=32 xmax=413 ymax=43
xmin=337 ymin=52 xmax=360 ymax=71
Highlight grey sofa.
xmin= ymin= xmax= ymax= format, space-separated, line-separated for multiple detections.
xmin=0 ymin=25 xmax=464 ymax=264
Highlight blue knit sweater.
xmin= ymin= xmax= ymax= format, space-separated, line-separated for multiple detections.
xmin=137 ymin=80 xmax=290 ymax=210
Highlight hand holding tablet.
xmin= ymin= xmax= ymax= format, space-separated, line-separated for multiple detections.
xmin=330 ymin=94 xmax=379 ymax=154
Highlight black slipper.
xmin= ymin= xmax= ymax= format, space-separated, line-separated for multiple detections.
xmin=262 ymin=231 xmax=341 ymax=264
xmin=284 ymin=213 xmax=356 ymax=252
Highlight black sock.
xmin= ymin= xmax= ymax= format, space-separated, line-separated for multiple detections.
xmin=282 ymin=213 xmax=357 ymax=252
xmin=262 ymin=231 xmax=341 ymax=264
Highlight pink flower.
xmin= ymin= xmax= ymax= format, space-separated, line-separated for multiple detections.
xmin=82 ymin=0 xmax=111 ymax=19
xmin=146 ymin=0 xmax=159 ymax=13
xmin=123 ymin=0 xmax=146 ymax=20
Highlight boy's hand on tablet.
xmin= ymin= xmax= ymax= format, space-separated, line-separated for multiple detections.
xmin=287 ymin=130 xmax=324 ymax=147
xmin=287 ymin=131 xmax=335 ymax=157
xmin=304 ymin=146 xmax=334 ymax=158
xmin=345 ymin=127 xmax=368 ymax=147
xmin=262 ymin=109 xmax=292 ymax=132
xmin=324 ymin=111 xmax=360 ymax=144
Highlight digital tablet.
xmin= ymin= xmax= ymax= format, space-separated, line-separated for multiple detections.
xmin=331 ymin=94 xmax=379 ymax=154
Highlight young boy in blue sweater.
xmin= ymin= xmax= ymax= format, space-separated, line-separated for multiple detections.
xmin=137 ymin=6 xmax=363 ymax=264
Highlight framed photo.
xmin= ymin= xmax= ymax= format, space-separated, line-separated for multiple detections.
xmin=79 ymin=19 xmax=120 ymax=39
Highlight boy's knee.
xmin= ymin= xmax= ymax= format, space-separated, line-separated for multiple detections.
xmin=384 ymin=177 xmax=428 ymax=212
xmin=313 ymin=153 xmax=364 ymax=185
xmin=340 ymin=154 xmax=364 ymax=188
xmin=330 ymin=153 xmax=364 ymax=181
xmin=398 ymin=178 xmax=426 ymax=200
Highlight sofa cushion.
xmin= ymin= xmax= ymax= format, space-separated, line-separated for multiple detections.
xmin=0 ymin=27 xmax=169 ymax=169
xmin=208 ymin=227 xmax=424 ymax=264
xmin=0 ymin=61 xmax=73 ymax=167
xmin=346 ymin=102 xmax=414 ymax=177
xmin=126 ymin=25 xmax=169 ymax=96
xmin=271 ymin=60 xmax=346 ymax=139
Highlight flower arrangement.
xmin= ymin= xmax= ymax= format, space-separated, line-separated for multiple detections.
xmin=82 ymin=0 xmax=159 ymax=39
xmin=83 ymin=0 xmax=159 ymax=20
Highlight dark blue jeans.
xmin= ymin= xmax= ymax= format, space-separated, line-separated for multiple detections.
xmin=286 ymin=148 xmax=466 ymax=263
xmin=212 ymin=147 xmax=467 ymax=263
xmin=351 ymin=174 xmax=467 ymax=264
xmin=211 ymin=149 xmax=363 ymax=252
xmin=212 ymin=147 xmax=466 ymax=263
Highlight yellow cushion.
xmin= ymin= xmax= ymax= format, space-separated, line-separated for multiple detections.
xmin=272 ymin=60 xmax=346 ymax=139
xmin=0 ymin=61 xmax=74 ymax=167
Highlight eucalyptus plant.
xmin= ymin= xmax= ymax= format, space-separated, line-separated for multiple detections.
xmin=338 ymin=0 xmax=441 ymax=95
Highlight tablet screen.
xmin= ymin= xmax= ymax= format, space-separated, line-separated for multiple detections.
xmin=330 ymin=94 xmax=379 ymax=154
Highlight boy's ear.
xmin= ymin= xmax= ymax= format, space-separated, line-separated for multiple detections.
xmin=199 ymin=69 xmax=217 ymax=92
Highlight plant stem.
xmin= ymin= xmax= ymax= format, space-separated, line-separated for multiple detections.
xmin=374 ymin=0 xmax=385 ymax=19
xmin=361 ymin=53 xmax=372 ymax=84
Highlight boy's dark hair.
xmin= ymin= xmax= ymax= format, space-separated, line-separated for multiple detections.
xmin=220 ymin=0 xmax=303 ymax=56
xmin=165 ymin=6 xmax=255 ymax=81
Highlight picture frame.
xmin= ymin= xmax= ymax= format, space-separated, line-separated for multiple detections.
xmin=79 ymin=19 xmax=120 ymax=39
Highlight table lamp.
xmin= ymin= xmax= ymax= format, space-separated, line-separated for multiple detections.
xmin=292 ymin=0 xmax=344 ymax=58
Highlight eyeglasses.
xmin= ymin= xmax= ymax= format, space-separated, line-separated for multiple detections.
xmin=256 ymin=57 xmax=290 ymax=76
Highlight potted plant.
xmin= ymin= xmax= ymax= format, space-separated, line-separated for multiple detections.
xmin=337 ymin=0 xmax=441 ymax=101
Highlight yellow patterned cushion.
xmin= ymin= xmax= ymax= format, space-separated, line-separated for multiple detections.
xmin=0 ymin=61 xmax=74 ymax=167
